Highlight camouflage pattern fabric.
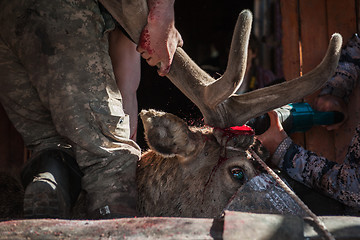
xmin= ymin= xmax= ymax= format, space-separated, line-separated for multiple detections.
xmin=319 ymin=34 xmax=360 ymax=103
xmin=272 ymin=135 xmax=360 ymax=211
xmin=272 ymin=35 xmax=360 ymax=211
xmin=0 ymin=0 xmax=141 ymax=215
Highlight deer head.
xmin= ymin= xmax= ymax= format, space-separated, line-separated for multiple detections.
xmin=100 ymin=0 xmax=342 ymax=217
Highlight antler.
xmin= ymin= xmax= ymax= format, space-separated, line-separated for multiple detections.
xmin=100 ymin=0 xmax=342 ymax=128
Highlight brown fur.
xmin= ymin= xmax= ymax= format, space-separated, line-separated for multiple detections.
xmin=137 ymin=110 xmax=263 ymax=218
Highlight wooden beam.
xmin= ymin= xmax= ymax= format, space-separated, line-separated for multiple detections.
xmin=1 ymin=213 xmax=360 ymax=239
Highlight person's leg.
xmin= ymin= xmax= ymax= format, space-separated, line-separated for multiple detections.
xmin=0 ymin=0 xmax=141 ymax=218
xmin=0 ymin=2 xmax=81 ymax=218
xmin=109 ymin=28 xmax=141 ymax=141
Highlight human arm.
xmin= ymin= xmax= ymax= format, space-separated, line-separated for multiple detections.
xmin=257 ymin=112 xmax=360 ymax=209
xmin=109 ymin=28 xmax=141 ymax=141
xmin=137 ymin=0 xmax=183 ymax=76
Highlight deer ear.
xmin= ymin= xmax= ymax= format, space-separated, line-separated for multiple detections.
xmin=140 ymin=109 xmax=200 ymax=159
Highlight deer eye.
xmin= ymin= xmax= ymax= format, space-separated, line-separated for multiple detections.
xmin=230 ymin=167 xmax=246 ymax=182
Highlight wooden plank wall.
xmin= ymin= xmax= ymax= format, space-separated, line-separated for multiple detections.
xmin=280 ymin=0 xmax=359 ymax=163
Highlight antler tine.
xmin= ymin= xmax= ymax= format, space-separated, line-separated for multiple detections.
xmin=204 ymin=10 xmax=252 ymax=108
xmin=211 ymin=33 xmax=342 ymax=128
xmin=166 ymin=10 xmax=253 ymax=113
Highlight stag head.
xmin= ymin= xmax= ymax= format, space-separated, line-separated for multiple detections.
xmin=100 ymin=0 xmax=342 ymax=217
xmin=138 ymin=109 xmax=270 ymax=217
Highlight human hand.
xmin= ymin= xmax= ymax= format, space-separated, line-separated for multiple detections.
xmin=314 ymin=94 xmax=348 ymax=130
xmin=137 ymin=2 xmax=183 ymax=76
xmin=256 ymin=111 xmax=288 ymax=155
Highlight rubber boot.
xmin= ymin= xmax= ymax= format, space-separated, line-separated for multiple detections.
xmin=21 ymin=149 xmax=82 ymax=218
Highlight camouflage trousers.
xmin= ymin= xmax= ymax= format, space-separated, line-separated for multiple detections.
xmin=0 ymin=0 xmax=141 ymax=215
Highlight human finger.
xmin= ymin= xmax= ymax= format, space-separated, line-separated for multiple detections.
xmin=140 ymin=51 xmax=151 ymax=60
xmin=178 ymin=35 xmax=184 ymax=48
xmin=157 ymin=61 xmax=171 ymax=76
xmin=146 ymin=57 xmax=157 ymax=67
xmin=268 ymin=111 xmax=283 ymax=131
xmin=136 ymin=45 xmax=145 ymax=54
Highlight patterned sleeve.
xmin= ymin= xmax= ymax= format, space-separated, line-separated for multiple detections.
xmin=319 ymin=34 xmax=360 ymax=103
xmin=271 ymin=135 xmax=360 ymax=209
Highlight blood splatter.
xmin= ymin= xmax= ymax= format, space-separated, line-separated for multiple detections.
xmin=139 ymin=29 xmax=154 ymax=55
